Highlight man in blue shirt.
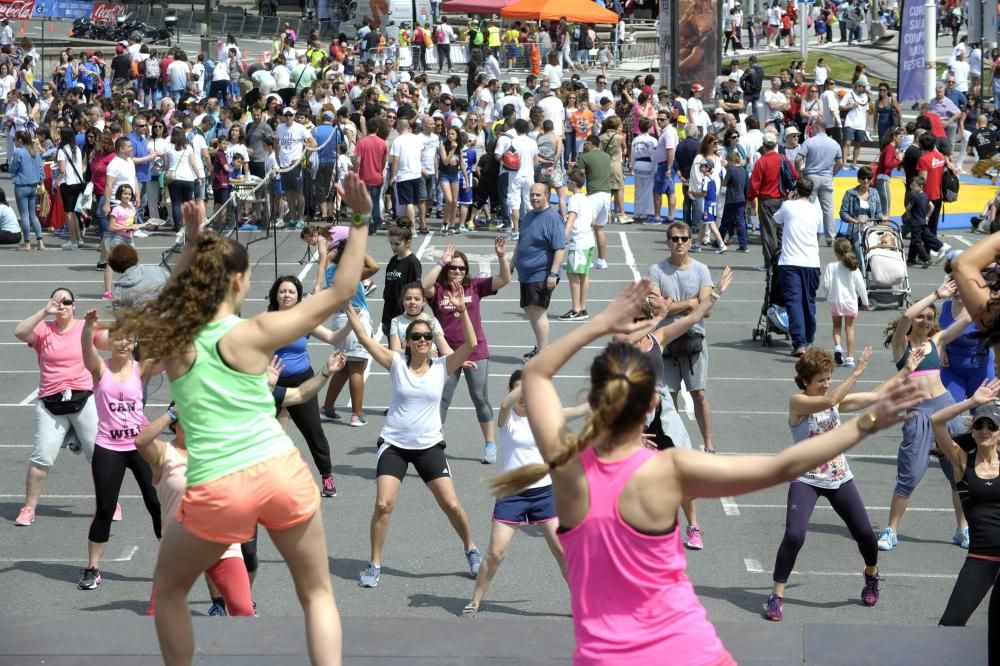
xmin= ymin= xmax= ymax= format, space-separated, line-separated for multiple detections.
xmin=512 ymin=183 xmax=565 ymax=360
xmin=127 ymin=114 xmax=157 ymax=228
xmin=312 ymin=110 xmax=342 ymax=221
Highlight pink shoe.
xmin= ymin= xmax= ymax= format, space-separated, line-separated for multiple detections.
xmin=102 ymin=291 xmax=113 ymax=300
xmin=112 ymin=503 xmax=123 ymax=522
xmin=685 ymin=524 xmax=704 ymax=550
xmin=15 ymin=506 xmax=35 ymax=526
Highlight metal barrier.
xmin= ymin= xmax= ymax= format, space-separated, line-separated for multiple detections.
xmin=127 ymin=3 xmax=341 ymax=42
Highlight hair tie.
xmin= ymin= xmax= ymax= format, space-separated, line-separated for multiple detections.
xmin=548 ymin=460 xmax=558 ymax=470
xmin=614 ymin=372 xmax=630 ymax=383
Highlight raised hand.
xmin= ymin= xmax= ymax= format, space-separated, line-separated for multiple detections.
xmin=936 ymin=278 xmax=957 ymax=300
xmin=715 ymin=266 xmax=734 ymax=295
xmin=494 ymin=236 xmax=506 ymax=257
xmin=450 ymin=284 xmax=467 ymax=313
xmin=647 ymin=293 xmax=670 ymax=318
xmin=904 ymin=347 xmax=926 ymax=373
xmin=83 ymin=308 xmax=100 ymax=325
xmin=334 ymin=171 xmax=373 ymax=215
xmin=596 ymin=278 xmax=654 ymax=335
xmin=854 ymin=346 xmax=872 ymax=374
xmin=441 ymin=244 xmax=457 ymax=265
xmin=43 ymin=297 xmax=65 ymax=316
xmin=327 ymin=351 xmax=347 ymax=375
xmin=267 ymin=355 xmax=284 ymax=389
xmin=971 ymin=378 xmax=1000 ymax=406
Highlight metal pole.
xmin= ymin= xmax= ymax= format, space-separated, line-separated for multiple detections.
xmin=202 ymin=0 xmax=213 ymax=58
xmin=800 ymin=1 xmax=808 ymax=62
xmin=924 ymin=0 xmax=936 ymax=102
xmin=967 ymin=0 xmax=982 ymax=44
xmin=986 ymin=0 xmax=998 ymax=53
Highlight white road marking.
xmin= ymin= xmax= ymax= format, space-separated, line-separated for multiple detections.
xmin=950 ymin=235 xmax=972 ymax=247
xmin=743 ymin=557 xmax=956 ymax=579
xmin=744 ymin=558 xmax=764 ymax=573
xmin=618 ymin=232 xmax=640 ymax=281
xmin=415 ymin=232 xmax=434 ymax=260
xmin=720 ymin=497 xmax=740 ymax=516
xmin=18 ymin=389 xmax=37 ymax=406
xmin=735 ymin=504 xmax=952 ymax=512
xmin=0 ymin=545 xmax=139 ymax=563
xmin=680 ymin=390 xmax=695 ymax=421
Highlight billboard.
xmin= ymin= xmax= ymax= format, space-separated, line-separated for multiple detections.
xmin=91 ymin=0 xmax=125 ymax=24
xmin=896 ymin=0 xmax=927 ymax=103
xmin=674 ymin=0 xmax=719 ymax=92
xmin=0 ymin=0 xmax=37 ymax=21
xmin=33 ymin=0 xmax=93 ymax=20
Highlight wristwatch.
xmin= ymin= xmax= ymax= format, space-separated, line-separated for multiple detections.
xmin=548 ymin=272 xmax=558 ymax=278
xmin=320 ymin=368 xmax=332 ymax=378
xmin=857 ymin=412 xmax=878 ymax=434
xmin=351 ymin=212 xmax=370 ymax=228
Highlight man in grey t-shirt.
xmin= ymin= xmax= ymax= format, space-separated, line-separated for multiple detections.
xmin=648 ymin=221 xmax=716 ymax=455
xmin=794 ymin=118 xmax=843 ymax=246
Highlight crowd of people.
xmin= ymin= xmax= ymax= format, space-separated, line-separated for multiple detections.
xmin=4 ymin=5 xmax=1000 ymax=665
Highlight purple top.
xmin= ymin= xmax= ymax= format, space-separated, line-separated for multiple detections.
xmin=430 ymin=276 xmax=496 ymax=362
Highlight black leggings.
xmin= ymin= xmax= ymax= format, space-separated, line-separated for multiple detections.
xmin=0 ymin=229 xmax=20 ymax=244
xmin=940 ymin=556 xmax=1000 ymax=665
xmin=772 ymin=479 xmax=877 ymax=583
xmin=277 ymin=367 xmax=333 ymax=476
xmin=241 ymin=525 xmax=259 ymax=573
xmin=89 ymin=445 xmax=161 ymax=543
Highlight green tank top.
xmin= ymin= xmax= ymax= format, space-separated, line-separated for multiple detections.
xmin=171 ymin=315 xmax=292 ymax=487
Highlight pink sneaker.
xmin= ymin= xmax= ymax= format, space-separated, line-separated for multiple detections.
xmin=14 ymin=506 xmax=35 ymax=526
xmin=102 ymin=291 xmax=113 ymax=300
xmin=685 ymin=524 xmax=704 ymax=550
xmin=112 ymin=503 xmax=123 ymax=521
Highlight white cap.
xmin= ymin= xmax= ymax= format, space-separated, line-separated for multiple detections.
xmin=282 ymin=107 xmax=295 ymax=115
xmin=762 ymin=131 xmax=778 ymax=145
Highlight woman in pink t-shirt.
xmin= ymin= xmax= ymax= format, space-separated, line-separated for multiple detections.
xmin=76 ymin=308 xmax=164 ymax=591
xmin=490 ymin=280 xmax=926 ymax=666
xmin=13 ymin=288 xmax=98 ymax=528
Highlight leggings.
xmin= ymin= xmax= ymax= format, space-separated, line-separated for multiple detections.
xmin=276 ymin=367 xmax=333 ymax=476
xmin=241 ymin=524 xmax=259 ymax=573
xmin=439 ymin=358 xmax=494 ymax=426
xmin=772 ymin=479 xmax=877 ymax=583
xmin=88 ymin=445 xmax=161 ymax=543
xmin=939 ymin=556 xmax=999 ymax=665
xmin=942 ymin=360 xmax=996 ymax=407
xmin=146 ymin=556 xmax=254 ymax=616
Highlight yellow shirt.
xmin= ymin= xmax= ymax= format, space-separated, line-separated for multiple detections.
xmin=487 ymin=26 xmax=501 ymax=47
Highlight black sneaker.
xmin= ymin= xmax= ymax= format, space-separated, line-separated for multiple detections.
xmin=96 ymin=262 xmax=107 ymax=271
xmin=834 ymin=349 xmax=844 ymax=366
xmin=523 ymin=346 xmax=539 ymax=361
xmin=321 ymin=474 xmax=337 ymax=497
xmin=319 ymin=408 xmax=341 ymax=422
xmin=574 ymin=309 xmax=590 ymax=320
xmin=558 ymin=310 xmax=579 ymax=320
xmin=78 ymin=566 xmax=102 ymax=590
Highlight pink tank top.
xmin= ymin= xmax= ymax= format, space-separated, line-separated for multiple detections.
xmin=94 ymin=361 xmax=149 ymax=452
xmin=558 ymin=446 xmax=734 ymax=666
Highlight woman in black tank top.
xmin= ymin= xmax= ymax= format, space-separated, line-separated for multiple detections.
xmin=930 ymin=383 xmax=1000 ymax=665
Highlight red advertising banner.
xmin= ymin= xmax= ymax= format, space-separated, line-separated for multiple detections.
xmin=91 ymin=1 xmax=125 ymax=24
xmin=0 ymin=0 xmax=37 ymax=20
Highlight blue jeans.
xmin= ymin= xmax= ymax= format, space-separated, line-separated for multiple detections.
xmin=14 ymin=183 xmax=41 ymax=242
xmin=779 ymin=265 xmax=821 ymax=350
xmin=720 ymin=201 xmax=747 ymax=249
xmin=368 ymin=184 xmax=383 ymax=234
xmin=168 ymin=180 xmax=196 ymax=231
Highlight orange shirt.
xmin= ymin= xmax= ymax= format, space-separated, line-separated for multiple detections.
xmin=571 ymin=108 xmax=594 ymax=140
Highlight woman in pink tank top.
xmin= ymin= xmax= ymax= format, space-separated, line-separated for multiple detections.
xmin=490 ymin=279 xmax=927 ymax=666
xmin=77 ymin=308 xmax=163 ymax=592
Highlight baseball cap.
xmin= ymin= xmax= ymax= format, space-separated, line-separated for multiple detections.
xmin=784 ymin=126 xmax=800 ymax=137
xmin=691 ymin=83 xmax=704 ymax=92
xmin=322 ymin=110 xmax=335 ymax=119
xmin=714 ymin=107 xmax=725 ymax=115
xmin=972 ymin=401 xmax=1000 ymax=428
xmin=193 ymin=113 xmax=207 ymax=126
xmin=282 ymin=107 xmax=295 ymax=115
xmin=510 ymin=77 xmax=520 ymax=85
xmin=762 ymin=131 xmax=778 ymax=145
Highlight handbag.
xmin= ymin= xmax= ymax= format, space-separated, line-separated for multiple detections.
xmin=76 ymin=182 xmax=94 ymax=214
xmin=40 ymin=390 xmax=92 ymax=416
xmin=165 ymin=147 xmax=185 ymax=186
xmin=664 ymin=330 xmax=704 ymax=358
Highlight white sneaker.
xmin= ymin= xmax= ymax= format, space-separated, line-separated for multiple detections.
xmin=592 ymin=258 xmax=608 ymax=270
xmin=61 ymin=241 xmax=75 ymax=251
xmin=132 ymin=229 xmax=149 ymax=238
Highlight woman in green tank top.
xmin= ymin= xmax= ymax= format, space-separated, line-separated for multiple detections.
xmin=112 ymin=176 xmax=373 ymax=666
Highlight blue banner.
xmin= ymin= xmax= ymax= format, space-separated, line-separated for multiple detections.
xmin=33 ymin=0 xmax=93 ymax=20
xmin=897 ymin=0 xmax=926 ymax=103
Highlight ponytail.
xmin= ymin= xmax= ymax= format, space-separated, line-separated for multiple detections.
xmin=833 ymin=237 xmax=858 ymax=271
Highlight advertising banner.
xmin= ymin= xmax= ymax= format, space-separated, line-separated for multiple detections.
xmin=897 ymin=0 xmax=927 ymax=103
xmin=674 ymin=0 xmax=719 ymax=92
xmin=0 ymin=0 xmax=37 ymax=21
xmin=91 ymin=1 xmax=125 ymax=24
xmin=658 ymin=0 xmax=671 ymax=88
xmin=33 ymin=0 xmax=93 ymax=20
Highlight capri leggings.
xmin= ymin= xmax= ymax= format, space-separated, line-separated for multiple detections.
xmin=939 ymin=555 xmax=1000 ymax=665
xmin=276 ymin=368 xmax=333 ymax=476
xmin=772 ymin=480 xmax=878 ymax=583
xmin=439 ymin=358 xmax=494 ymax=425
xmin=89 ymin=445 xmax=162 ymax=543
xmin=31 ymin=399 xmax=98 ymax=467
xmin=147 ymin=556 xmax=254 ymax=616
xmin=241 ymin=525 xmax=259 ymax=573
xmin=895 ymin=391 xmax=964 ymax=498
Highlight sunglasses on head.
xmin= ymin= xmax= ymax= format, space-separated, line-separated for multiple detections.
xmin=973 ymin=418 xmax=999 ymax=432
xmin=408 ymin=331 xmax=434 ymax=341
xmin=670 ymin=235 xmax=690 ymax=243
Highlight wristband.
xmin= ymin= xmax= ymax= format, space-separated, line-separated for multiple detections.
xmin=437 ymin=260 xmax=446 ymax=268
xmin=166 ymin=406 xmax=178 ymax=423
xmin=351 ymin=212 xmax=370 ymax=228
xmin=321 ymin=368 xmax=332 ymax=378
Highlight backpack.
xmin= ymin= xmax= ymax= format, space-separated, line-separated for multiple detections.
xmin=472 ymin=28 xmax=483 ymax=46
xmin=740 ymin=67 xmax=762 ymax=96
xmin=584 ymin=32 xmax=594 ymax=50
xmin=942 ymin=167 xmax=960 ymax=202
xmin=145 ymin=57 xmax=160 ymax=79
xmin=501 ymin=146 xmax=521 ymax=170
xmin=435 ymin=26 xmax=446 ymax=44
xmin=778 ymin=155 xmax=797 ymax=198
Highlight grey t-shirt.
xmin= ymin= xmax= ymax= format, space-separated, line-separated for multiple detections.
xmin=797 ymin=133 xmax=841 ymax=178
xmin=647 ymin=258 xmax=714 ymax=336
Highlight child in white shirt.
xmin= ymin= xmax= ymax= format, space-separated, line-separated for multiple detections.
xmin=822 ymin=237 xmax=869 ymax=367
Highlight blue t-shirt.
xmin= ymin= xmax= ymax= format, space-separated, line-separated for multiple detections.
xmin=128 ymin=132 xmax=151 ymax=183
xmin=275 ymin=334 xmax=311 ymax=376
xmin=314 ymin=124 xmax=341 ymax=165
xmin=514 ymin=206 xmax=566 ymax=283
xmin=325 ymin=262 xmax=369 ymax=310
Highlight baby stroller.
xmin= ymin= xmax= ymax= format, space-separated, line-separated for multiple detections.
xmin=862 ymin=222 xmax=911 ymax=309
xmin=752 ymin=253 xmax=790 ymax=347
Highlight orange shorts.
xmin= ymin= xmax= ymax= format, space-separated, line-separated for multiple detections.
xmin=178 ymin=448 xmax=320 ymax=544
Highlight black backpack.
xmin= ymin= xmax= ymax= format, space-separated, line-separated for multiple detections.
xmin=942 ymin=168 xmax=960 ymax=203
xmin=778 ymin=156 xmax=797 ymax=198
xmin=739 ymin=67 xmax=762 ymax=96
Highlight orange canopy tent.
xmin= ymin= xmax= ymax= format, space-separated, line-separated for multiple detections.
xmin=500 ymin=0 xmax=620 ymax=24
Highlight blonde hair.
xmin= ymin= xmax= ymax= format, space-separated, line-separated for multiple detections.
xmin=489 ymin=342 xmax=656 ymax=496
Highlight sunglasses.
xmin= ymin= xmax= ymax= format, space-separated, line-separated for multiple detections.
xmin=447 ymin=265 xmax=467 ymax=272
xmin=59 ymin=299 xmax=74 ymax=306
xmin=973 ymin=419 xmax=999 ymax=432
xmin=408 ymin=332 xmax=434 ymax=342
xmin=670 ymin=235 xmax=690 ymax=243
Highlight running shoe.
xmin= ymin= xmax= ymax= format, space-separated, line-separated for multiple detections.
xmin=14 ymin=506 xmax=35 ymax=526
xmin=208 ymin=599 xmax=227 ymax=616
xmin=716 ymin=244 xmax=728 ymax=254
xmin=557 ymin=310 xmax=579 ymax=320
xmin=843 ymin=357 xmax=855 ymax=368
xmin=359 ymin=562 xmax=381 ymax=588
xmin=321 ymin=474 xmax=338 ymax=498
xmin=685 ymin=524 xmax=704 ymax=550
xmin=690 ymin=243 xmax=702 ymax=253
xmin=462 ymin=602 xmax=479 ymax=618
xmin=861 ymin=570 xmax=881 ymax=607
xmin=319 ymin=408 xmax=342 ymax=422
xmin=953 ymin=526 xmax=970 ymax=549
xmin=834 ymin=347 xmax=844 ymax=366
xmin=133 ymin=229 xmax=150 ymax=238
xmin=522 ymin=347 xmax=539 ymax=362
xmin=96 ymin=262 xmax=107 ymax=270
xmin=877 ymin=527 xmax=898 ymax=551
xmin=466 ymin=547 xmax=483 ymax=576
xmin=349 ymin=414 xmax=367 ymax=427
xmin=102 ymin=291 xmax=113 ymax=300
xmin=763 ymin=593 xmax=783 ymax=621
xmin=252 ymin=601 xmax=258 ymax=617
xmin=573 ymin=309 xmax=590 ymax=320
xmin=482 ymin=442 xmax=497 ymax=464
xmin=112 ymin=503 xmax=123 ymax=522
xmin=363 ymin=280 xmax=378 ymax=296
xmin=78 ymin=567 xmax=102 ymax=590
xmin=61 ymin=241 xmax=76 ymax=251
xmin=591 ymin=258 xmax=608 ymax=270
xmin=511 ymin=232 xmax=519 ymax=241
xmin=643 ymin=218 xmax=661 ymax=225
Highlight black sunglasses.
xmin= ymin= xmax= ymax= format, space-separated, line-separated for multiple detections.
xmin=973 ymin=419 xmax=999 ymax=432
xmin=408 ymin=332 xmax=434 ymax=341
xmin=670 ymin=235 xmax=690 ymax=243
xmin=447 ymin=265 xmax=467 ymax=272
xmin=60 ymin=299 xmax=74 ymax=306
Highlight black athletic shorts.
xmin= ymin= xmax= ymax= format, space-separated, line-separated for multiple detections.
xmin=375 ymin=439 xmax=452 ymax=482
xmin=519 ymin=279 xmax=557 ymax=309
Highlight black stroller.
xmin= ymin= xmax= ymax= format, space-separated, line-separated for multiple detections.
xmin=751 ymin=253 xmax=790 ymax=347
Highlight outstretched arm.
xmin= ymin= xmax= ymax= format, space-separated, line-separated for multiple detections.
xmin=281 ymin=352 xmax=347 ymax=407
xmin=931 ymin=379 xmax=1000 ymax=479
xmin=345 ymin=306 xmax=395 ymax=370
xmin=81 ymin=309 xmax=105 ymax=382
xmin=951 ymin=233 xmax=1000 ymax=328
xmin=445 ymin=285 xmax=478 ymax=375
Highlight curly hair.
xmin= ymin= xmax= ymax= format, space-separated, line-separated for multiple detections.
xmin=794 ymin=347 xmax=835 ymax=390
xmin=489 ymin=342 xmax=656 ymax=497
xmin=111 ymin=235 xmax=249 ymax=360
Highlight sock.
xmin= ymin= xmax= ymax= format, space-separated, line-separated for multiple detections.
xmin=834 ymin=345 xmax=842 ymax=352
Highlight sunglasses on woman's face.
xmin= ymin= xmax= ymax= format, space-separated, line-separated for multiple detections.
xmin=973 ymin=419 xmax=1000 ymax=432
xmin=408 ymin=332 xmax=434 ymax=342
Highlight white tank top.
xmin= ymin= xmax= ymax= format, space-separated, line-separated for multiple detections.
xmin=498 ymin=411 xmax=551 ymax=490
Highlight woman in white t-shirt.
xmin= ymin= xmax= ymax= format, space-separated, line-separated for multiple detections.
xmin=463 ymin=369 xmax=584 ymax=617
xmin=344 ymin=292 xmax=483 ymax=590
xmin=56 ymin=128 xmax=86 ymax=249
xmin=164 ymin=127 xmax=203 ymax=231
xmin=542 ymin=51 xmax=562 ymax=90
